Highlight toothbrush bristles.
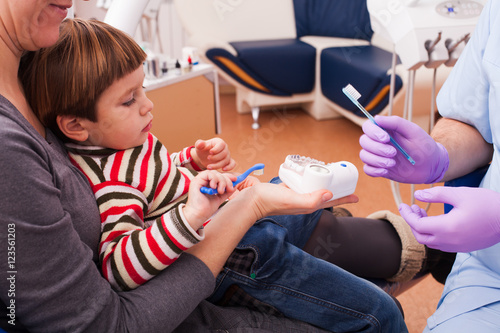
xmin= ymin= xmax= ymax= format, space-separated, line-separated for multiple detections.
xmin=343 ymin=84 xmax=361 ymax=100
xmin=253 ymin=169 xmax=264 ymax=176
xmin=342 ymin=83 xmax=416 ymax=165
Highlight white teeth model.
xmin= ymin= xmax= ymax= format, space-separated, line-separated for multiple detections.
xmin=283 ymin=155 xmax=324 ymax=174
xmin=279 ymin=154 xmax=359 ymax=200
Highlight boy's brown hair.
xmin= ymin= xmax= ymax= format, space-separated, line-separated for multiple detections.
xmin=20 ymin=18 xmax=147 ymax=137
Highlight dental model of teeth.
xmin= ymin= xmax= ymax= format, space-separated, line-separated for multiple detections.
xmin=278 ymin=155 xmax=359 ymax=200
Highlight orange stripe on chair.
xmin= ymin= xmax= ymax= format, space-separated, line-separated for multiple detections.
xmin=214 ymin=56 xmax=271 ymax=93
xmin=365 ymin=85 xmax=390 ymax=112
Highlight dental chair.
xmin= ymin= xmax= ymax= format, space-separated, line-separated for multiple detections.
xmin=174 ymin=0 xmax=403 ymax=129
xmin=443 ymin=164 xmax=490 ymax=213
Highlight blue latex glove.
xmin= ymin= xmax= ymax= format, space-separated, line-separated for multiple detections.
xmin=399 ymin=186 xmax=500 ymax=252
xmin=359 ymin=116 xmax=449 ymax=184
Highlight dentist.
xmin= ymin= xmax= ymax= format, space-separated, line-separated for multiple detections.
xmin=360 ymin=0 xmax=500 ymax=331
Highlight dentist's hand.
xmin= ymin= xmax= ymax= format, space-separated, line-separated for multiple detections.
xmin=359 ymin=116 xmax=449 ymax=184
xmin=399 ymin=186 xmax=500 ymax=252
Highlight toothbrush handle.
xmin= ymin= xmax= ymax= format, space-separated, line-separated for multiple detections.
xmin=200 ymin=187 xmax=218 ymax=195
xmin=389 ymin=136 xmax=416 ymax=165
xmin=361 ymin=104 xmax=416 ymax=165
xmin=200 ymin=163 xmax=265 ymax=195
xmin=233 ymin=163 xmax=265 ymax=186
xmin=371 ymin=118 xmax=416 ymax=165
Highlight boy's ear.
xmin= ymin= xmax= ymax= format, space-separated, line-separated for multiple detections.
xmin=56 ymin=115 xmax=89 ymax=142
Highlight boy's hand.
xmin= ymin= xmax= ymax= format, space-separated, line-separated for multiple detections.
xmin=192 ymin=138 xmax=236 ymax=171
xmin=183 ymin=170 xmax=236 ymax=230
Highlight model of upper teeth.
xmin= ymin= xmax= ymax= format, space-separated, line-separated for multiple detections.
xmin=279 ymin=155 xmax=358 ymax=200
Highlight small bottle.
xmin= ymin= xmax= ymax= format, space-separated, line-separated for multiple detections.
xmin=161 ymin=61 xmax=168 ymax=76
xmin=175 ymin=59 xmax=181 ymax=75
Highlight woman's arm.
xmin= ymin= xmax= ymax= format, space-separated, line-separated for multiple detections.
xmin=187 ymin=183 xmax=358 ymax=276
xmin=0 ymin=120 xmax=214 ymax=332
xmin=98 ymin=187 xmax=206 ymax=291
xmin=432 ymin=117 xmax=493 ymax=182
xmin=99 ymin=168 xmax=237 ymax=291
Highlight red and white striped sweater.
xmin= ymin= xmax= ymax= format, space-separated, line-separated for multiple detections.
xmin=66 ymin=133 xmax=203 ymax=291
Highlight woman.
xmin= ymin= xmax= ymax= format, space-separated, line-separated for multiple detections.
xmin=0 ymin=1 xmax=422 ymax=332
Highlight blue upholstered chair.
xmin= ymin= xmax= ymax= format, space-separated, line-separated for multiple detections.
xmin=175 ymin=0 xmax=403 ymax=129
xmin=443 ymin=164 xmax=490 ymax=213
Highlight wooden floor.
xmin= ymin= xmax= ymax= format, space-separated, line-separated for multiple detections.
xmin=215 ymin=92 xmax=445 ymax=333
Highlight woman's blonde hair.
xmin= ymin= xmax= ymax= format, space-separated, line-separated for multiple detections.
xmin=20 ymin=18 xmax=147 ymax=137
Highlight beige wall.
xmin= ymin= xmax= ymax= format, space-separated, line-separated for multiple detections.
xmin=147 ymin=75 xmax=217 ymax=152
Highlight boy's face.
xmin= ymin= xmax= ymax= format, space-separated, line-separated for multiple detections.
xmin=83 ymin=66 xmax=154 ymax=150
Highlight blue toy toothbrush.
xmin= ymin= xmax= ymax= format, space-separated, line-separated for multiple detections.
xmin=200 ymin=163 xmax=265 ymax=195
xmin=342 ymin=84 xmax=416 ymax=165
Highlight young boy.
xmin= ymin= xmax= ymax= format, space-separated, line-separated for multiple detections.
xmin=21 ymin=18 xmax=241 ymax=291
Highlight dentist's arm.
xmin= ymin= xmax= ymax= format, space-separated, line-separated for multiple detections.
xmin=396 ymin=118 xmax=496 ymax=252
xmin=431 ymin=117 xmax=493 ymax=182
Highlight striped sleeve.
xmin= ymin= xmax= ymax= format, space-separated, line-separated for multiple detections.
xmin=170 ymin=146 xmax=203 ymax=172
xmin=68 ymin=134 xmax=205 ymax=291
xmin=98 ymin=186 xmax=205 ymax=291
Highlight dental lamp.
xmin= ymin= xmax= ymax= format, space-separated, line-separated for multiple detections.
xmin=103 ymin=0 xmax=164 ymax=71
xmin=103 ymin=0 xmax=152 ymax=37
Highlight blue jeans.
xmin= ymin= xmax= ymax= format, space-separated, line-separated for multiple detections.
xmin=209 ymin=210 xmax=408 ymax=332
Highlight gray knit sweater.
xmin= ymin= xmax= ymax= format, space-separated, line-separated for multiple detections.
xmin=0 ymin=95 xmax=214 ymax=332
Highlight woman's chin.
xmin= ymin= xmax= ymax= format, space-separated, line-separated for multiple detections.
xmin=30 ymin=10 xmax=65 ymax=49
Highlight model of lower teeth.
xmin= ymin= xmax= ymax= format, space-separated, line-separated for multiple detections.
xmin=278 ymin=155 xmax=358 ymax=200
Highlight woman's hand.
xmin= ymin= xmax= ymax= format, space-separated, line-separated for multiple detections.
xmin=244 ymin=182 xmax=359 ymax=220
xmin=183 ymin=170 xmax=236 ymax=230
xmin=191 ymin=138 xmax=236 ymax=171
xmin=186 ymin=181 xmax=358 ymax=277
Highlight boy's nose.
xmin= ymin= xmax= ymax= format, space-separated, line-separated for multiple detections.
xmin=141 ymin=98 xmax=154 ymax=115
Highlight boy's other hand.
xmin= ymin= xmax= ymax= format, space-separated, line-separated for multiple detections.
xmin=192 ymin=138 xmax=236 ymax=171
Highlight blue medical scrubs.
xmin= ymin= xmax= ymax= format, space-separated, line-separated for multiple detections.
xmin=428 ymin=0 xmax=500 ymax=331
